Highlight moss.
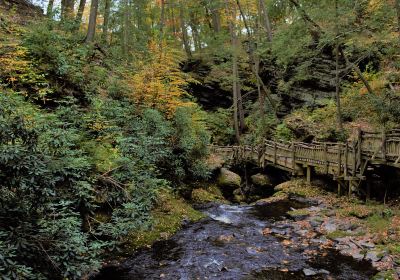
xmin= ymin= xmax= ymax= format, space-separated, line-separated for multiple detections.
xmin=127 ymin=190 xmax=205 ymax=250
xmin=365 ymin=214 xmax=392 ymax=233
xmin=337 ymin=204 xmax=376 ymax=219
xmin=372 ymin=270 xmax=397 ymax=280
xmin=274 ymin=179 xmax=326 ymax=198
xmin=287 ymin=208 xmax=311 ymax=217
xmin=326 ymin=230 xmax=364 ymax=239
xmin=191 ymin=184 xmax=228 ymax=203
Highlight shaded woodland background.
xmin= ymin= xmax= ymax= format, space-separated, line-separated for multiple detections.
xmin=0 ymin=0 xmax=400 ymax=278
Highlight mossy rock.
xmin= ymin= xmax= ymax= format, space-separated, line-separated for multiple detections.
xmin=251 ymin=173 xmax=272 ymax=187
xmin=287 ymin=208 xmax=311 ymax=218
xmin=217 ymin=168 xmax=241 ymax=189
xmin=192 ymin=188 xmax=227 ymax=203
xmin=234 ymin=194 xmax=246 ymax=203
xmin=127 ymin=190 xmax=205 ymax=250
xmin=274 ymin=180 xmax=325 ymax=197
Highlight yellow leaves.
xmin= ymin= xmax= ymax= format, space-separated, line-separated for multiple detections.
xmin=127 ymin=41 xmax=196 ymax=117
xmin=0 ymin=45 xmax=30 ymax=84
xmin=0 ymin=43 xmax=51 ymax=99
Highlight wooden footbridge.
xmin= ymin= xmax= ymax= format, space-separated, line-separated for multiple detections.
xmin=210 ymin=129 xmax=400 ymax=195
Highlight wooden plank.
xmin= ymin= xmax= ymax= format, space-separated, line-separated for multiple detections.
xmin=324 ymin=144 xmax=328 ymax=174
xmin=382 ymin=129 xmax=386 ymax=161
xmin=357 ymin=127 xmax=362 ymax=169
xmin=337 ymin=145 xmax=342 ymax=176
xmin=344 ymin=142 xmax=349 ymax=176
xmin=292 ymin=142 xmax=296 ymax=175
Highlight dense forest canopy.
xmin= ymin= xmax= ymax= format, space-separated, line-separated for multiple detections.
xmin=0 ymin=0 xmax=399 ymax=279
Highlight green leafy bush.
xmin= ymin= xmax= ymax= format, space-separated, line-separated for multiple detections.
xmin=0 ymin=92 xmax=210 ymax=279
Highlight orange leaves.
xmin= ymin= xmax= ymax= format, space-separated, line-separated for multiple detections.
xmin=127 ymin=41 xmax=196 ymax=117
xmin=0 ymin=45 xmax=30 ymax=85
xmin=0 ymin=43 xmax=51 ymax=99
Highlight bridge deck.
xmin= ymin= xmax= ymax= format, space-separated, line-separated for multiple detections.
xmin=210 ymin=129 xmax=400 ymax=192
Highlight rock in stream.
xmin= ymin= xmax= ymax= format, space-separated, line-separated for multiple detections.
xmin=92 ymin=198 xmax=377 ymax=280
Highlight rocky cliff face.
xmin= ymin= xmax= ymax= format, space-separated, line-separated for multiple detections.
xmin=0 ymin=0 xmax=42 ymax=18
xmin=183 ymin=48 xmax=341 ymax=116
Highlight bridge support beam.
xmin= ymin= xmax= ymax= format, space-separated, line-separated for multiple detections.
xmin=306 ymin=166 xmax=312 ymax=184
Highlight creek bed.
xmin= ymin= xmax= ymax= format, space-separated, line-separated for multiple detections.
xmin=92 ymin=198 xmax=377 ymax=280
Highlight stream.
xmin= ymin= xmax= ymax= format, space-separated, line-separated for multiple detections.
xmin=94 ymin=198 xmax=377 ymax=280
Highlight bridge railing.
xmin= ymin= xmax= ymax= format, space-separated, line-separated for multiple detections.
xmin=209 ymin=129 xmax=400 ymax=178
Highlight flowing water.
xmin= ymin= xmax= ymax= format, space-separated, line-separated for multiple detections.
xmin=93 ymin=198 xmax=377 ymax=280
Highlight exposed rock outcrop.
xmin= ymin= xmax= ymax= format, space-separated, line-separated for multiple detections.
xmin=217 ymin=168 xmax=241 ymax=190
xmin=251 ymin=173 xmax=272 ymax=188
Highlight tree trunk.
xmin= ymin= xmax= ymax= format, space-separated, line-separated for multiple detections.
xmin=46 ymin=0 xmax=54 ymax=18
xmin=171 ymin=5 xmax=177 ymax=35
xmin=226 ymin=0 xmax=240 ymax=143
xmin=62 ymin=0 xmax=75 ymax=20
xmin=258 ymin=0 xmax=272 ymax=42
xmin=160 ymin=0 xmax=165 ymax=36
xmin=85 ymin=0 xmax=99 ymax=43
xmin=76 ymin=0 xmax=86 ymax=23
xmin=122 ymin=0 xmax=129 ymax=57
xmin=179 ymin=1 xmax=192 ymax=58
xmin=237 ymin=67 xmax=245 ymax=132
xmin=335 ymin=0 xmax=343 ymax=131
xmin=340 ymin=48 xmax=375 ymax=95
xmin=237 ymin=0 xmax=276 ymax=116
xmin=288 ymin=0 xmax=321 ymax=42
xmin=189 ymin=12 xmax=201 ymax=52
xmin=211 ymin=8 xmax=221 ymax=33
xmin=102 ymin=0 xmax=111 ymax=42
xmin=396 ymin=0 xmax=400 ymax=42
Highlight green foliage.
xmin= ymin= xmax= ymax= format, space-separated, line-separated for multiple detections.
xmin=205 ymin=108 xmax=235 ymax=145
xmin=274 ymin=123 xmax=294 ymax=141
xmin=0 ymin=92 xmax=210 ymax=279
xmin=244 ymin=111 xmax=279 ymax=145
xmin=0 ymin=93 xmax=103 ymax=279
xmin=171 ymin=106 xmax=211 ymax=181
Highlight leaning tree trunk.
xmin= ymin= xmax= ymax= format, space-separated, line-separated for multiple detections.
xmin=258 ymin=0 xmax=272 ymax=42
xmin=76 ymin=0 xmax=86 ymax=23
xmin=396 ymin=0 xmax=400 ymax=42
xmin=85 ymin=0 xmax=99 ymax=43
xmin=335 ymin=0 xmax=343 ymax=131
xmin=61 ymin=0 xmax=75 ymax=21
xmin=237 ymin=0 xmax=277 ymax=117
xmin=46 ymin=0 xmax=54 ymax=18
xmin=122 ymin=0 xmax=130 ymax=58
xmin=211 ymin=7 xmax=221 ymax=33
xmin=102 ymin=0 xmax=111 ymax=43
xmin=226 ymin=0 xmax=240 ymax=143
xmin=179 ymin=1 xmax=192 ymax=58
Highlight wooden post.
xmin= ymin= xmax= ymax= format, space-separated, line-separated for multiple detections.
xmin=292 ymin=142 xmax=296 ymax=175
xmin=337 ymin=182 xmax=341 ymax=196
xmin=306 ymin=165 xmax=311 ymax=183
xmin=337 ymin=145 xmax=342 ymax=176
xmin=366 ymin=181 xmax=371 ymax=202
xmin=357 ymin=127 xmax=362 ymax=169
xmin=323 ymin=143 xmax=328 ymax=174
xmin=273 ymin=142 xmax=277 ymax=165
xmin=352 ymin=143 xmax=357 ymax=176
xmin=348 ymin=181 xmax=352 ymax=197
xmin=344 ymin=142 xmax=348 ymax=177
xmin=382 ymin=129 xmax=386 ymax=161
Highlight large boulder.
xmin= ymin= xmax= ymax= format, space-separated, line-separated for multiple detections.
xmin=217 ymin=168 xmax=241 ymax=189
xmin=251 ymin=173 xmax=272 ymax=187
xmin=205 ymin=153 xmax=225 ymax=173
